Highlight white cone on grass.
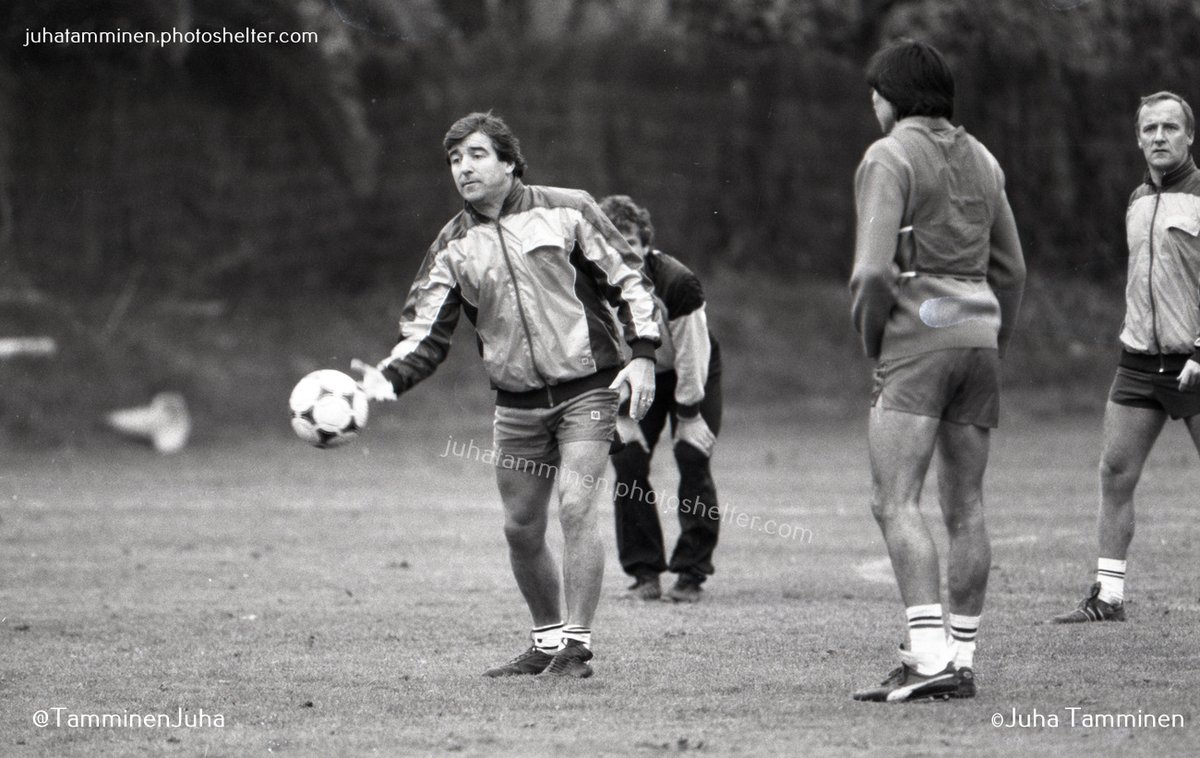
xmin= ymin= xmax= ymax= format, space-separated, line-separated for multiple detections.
xmin=106 ymin=392 xmax=192 ymax=454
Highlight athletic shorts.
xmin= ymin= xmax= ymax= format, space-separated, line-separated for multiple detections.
xmin=871 ymin=348 xmax=1000 ymax=428
xmin=492 ymin=387 xmax=619 ymax=467
xmin=1109 ymin=366 xmax=1200 ymax=419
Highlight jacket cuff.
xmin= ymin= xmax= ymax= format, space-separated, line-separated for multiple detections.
xmin=629 ymin=339 xmax=657 ymax=362
xmin=381 ymin=366 xmax=406 ymax=396
xmin=675 ymin=402 xmax=701 ymax=419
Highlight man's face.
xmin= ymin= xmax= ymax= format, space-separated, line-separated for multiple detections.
xmin=620 ymin=230 xmax=648 ymax=259
xmin=448 ymin=131 xmax=514 ymax=209
xmin=1137 ymin=99 xmax=1193 ymax=178
xmin=872 ymin=89 xmax=897 ymax=134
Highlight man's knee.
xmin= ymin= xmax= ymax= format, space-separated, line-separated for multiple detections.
xmin=868 ymin=491 xmax=920 ymax=524
xmin=503 ymin=517 xmax=545 ymax=555
xmin=1099 ymin=453 xmax=1142 ymax=494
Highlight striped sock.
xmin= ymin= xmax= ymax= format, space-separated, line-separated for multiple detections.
xmin=561 ymin=625 xmax=592 ymax=650
xmin=1096 ymin=558 xmax=1126 ymax=605
xmin=531 ymin=622 xmax=564 ymax=654
xmin=906 ymin=604 xmax=950 ymax=674
xmin=948 ymin=614 xmax=980 ymax=669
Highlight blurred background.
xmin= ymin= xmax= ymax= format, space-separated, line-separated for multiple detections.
xmin=3 ymin=0 xmax=1199 ymax=448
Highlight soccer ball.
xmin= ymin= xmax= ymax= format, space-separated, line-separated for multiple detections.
xmin=289 ymin=369 xmax=369 ymax=448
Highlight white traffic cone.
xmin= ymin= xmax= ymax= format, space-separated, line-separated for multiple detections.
xmin=105 ymin=391 xmax=192 ymax=454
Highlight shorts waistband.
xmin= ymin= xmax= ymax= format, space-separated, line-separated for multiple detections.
xmin=1119 ymin=349 xmax=1190 ymax=375
xmin=495 ymin=367 xmax=619 ymax=409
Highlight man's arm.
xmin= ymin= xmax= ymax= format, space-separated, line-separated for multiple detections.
xmin=574 ymin=201 xmax=662 ymax=360
xmin=849 ymin=153 xmax=906 ymax=360
xmin=667 ymin=284 xmax=715 ymax=456
xmin=365 ymin=243 xmax=462 ymax=400
xmin=987 ymin=191 xmax=1027 ymax=358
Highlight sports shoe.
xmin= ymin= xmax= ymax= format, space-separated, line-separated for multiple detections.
xmin=538 ymin=639 xmax=594 ymax=679
xmin=1048 ymin=582 xmax=1126 ymax=624
xmin=666 ymin=576 xmax=703 ymax=603
xmin=482 ymin=646 xmax=554 ymax=677
xmin=951 ymin=667 xmax=977 ymax=699
xmin=627 ymin=574 xmax=662 ymax=601
xmin=852 ymin=648 xmax=957 ymax=702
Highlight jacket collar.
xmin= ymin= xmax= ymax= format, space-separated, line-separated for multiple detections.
xmin=1146 ymin=156 xmax=1197 ymax=190
xmin=464 ymin=179 xmax=525 ymax=223
xmin=895 ymin=115 xmax=955 ymax=133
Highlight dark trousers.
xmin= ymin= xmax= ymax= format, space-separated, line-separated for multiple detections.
xmin=611 ymin=367 xmax=722 ymax=583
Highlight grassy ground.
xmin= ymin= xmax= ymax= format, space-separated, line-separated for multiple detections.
xmin=4 ymin=407 xmax=1199 ymax=756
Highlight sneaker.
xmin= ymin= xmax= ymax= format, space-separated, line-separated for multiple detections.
xmin=951 ymin=667 xmax=977 ymax=699
xmin=666 ymin=576 xmax=703 ymax=603
xmin=627 ymin=574 xmax=662 ymax=601
xmin=852 ymin=648 xmax=957 ymax=703
xmin=538 ymin=639 xmax=594 ymax=679
xmin=482 ymin=646 xmax=554 ymax=677
xmin=1048 ymin=582 xmax=1126 ymax=624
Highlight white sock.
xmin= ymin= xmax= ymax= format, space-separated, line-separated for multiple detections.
xmin=948 ymin=614 xmax=980 ymax=668
xmin=906 ymin=604 xmax=951 ymax=674
xmin=1096 ymin=558 xmax=1126 ymax=604
xmin=531 ymin=622 xmax=563 ymax=654
xmin=561 ymin=625 xmax=591 ymax=650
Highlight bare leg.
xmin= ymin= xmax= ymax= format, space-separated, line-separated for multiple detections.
xmin=1097 ymin=402 xmax=1166 ymax=560
xmin=496 ymin=465 xmax=561 ymax=626
xmin=556 ymin=440 xmax=611 ymax=628
xmin=867 ymin=407 xmax=942 ymax=608
xmin=935 ymin=422 xmax=991 ymax=617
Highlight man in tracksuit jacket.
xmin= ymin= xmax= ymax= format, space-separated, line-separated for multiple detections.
xmin=1051 ymin=91 xmax=1200 ymax=624
xmin=599 ymin=195 xmax=723 ymax=604
xmin=848 ymin=40 xmax=1026 ymax=703
xmin=355 ymin=112 xmax=661 ymax=679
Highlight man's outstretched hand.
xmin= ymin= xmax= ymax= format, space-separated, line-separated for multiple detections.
xmin=351 ymin=359 xmax=398 ymax=401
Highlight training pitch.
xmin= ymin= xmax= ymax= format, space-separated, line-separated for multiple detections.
xmin=4 ymin=410 xmax=1199 ymax=756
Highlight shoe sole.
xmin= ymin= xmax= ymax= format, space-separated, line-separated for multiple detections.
xmin=884 ymin=673 xmax=957 ymax=703
xmin=538 ymin=664 xmax=593 ymax=679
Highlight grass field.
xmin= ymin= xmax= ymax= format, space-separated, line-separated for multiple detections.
xmin=4 ymin=404 xmax=1199 ymax=757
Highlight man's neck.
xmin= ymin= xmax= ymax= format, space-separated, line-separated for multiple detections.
xmin=470 ymin=179 xmax=515 ymax=220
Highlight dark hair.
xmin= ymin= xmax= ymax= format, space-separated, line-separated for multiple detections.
xmin=442 ymin=111 xmax=527 ymax=177
xmin=598 ymin=194 xmax=654 ymax=247
xmin=865 ymin=39 xmax=955 ymax=121
xmin=1137 ymin=91 xmax=1195 ymax=137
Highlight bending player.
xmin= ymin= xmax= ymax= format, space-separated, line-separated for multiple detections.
xmin=599 ymin=195 xmax=722 ymax=603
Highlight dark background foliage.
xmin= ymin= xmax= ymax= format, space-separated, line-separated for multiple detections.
xmin=0 ymin=0 xmax=1191 ymax=443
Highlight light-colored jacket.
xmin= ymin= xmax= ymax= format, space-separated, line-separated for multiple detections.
xmin=1121 ymin=157 xmax=1200 ymax=362
xmin=382 ymin=180 xmax=661 ymax=402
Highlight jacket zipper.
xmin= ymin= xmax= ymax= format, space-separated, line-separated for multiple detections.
xmin=1147 ymin=189 xmax=1165 ymax=372
xmin=494 ymin=218 xmax=554 ymax=404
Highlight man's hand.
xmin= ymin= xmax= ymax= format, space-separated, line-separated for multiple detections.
xmin=609 ymin=357 xmax=655 ymax=419
xmin=674 ymin=415 xmax=715 ymax=458
xmin=1178 ymin=359 xmax=1200 ymax=392
xmin=615 ymin=415 xmax=649 ymax=452
xmin=351 ymin=359 xmax=398 ymax=401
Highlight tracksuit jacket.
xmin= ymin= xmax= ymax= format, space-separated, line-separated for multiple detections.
xmin=643 ymin=249 xmax=719 ymax=418
xmin=850 ymin=117 xmax=1026 ymax=361
xmin=381 ymin=180 xmax=661 ymax=407
xmin=1120 ymin=156 xmax=1200 ymax=373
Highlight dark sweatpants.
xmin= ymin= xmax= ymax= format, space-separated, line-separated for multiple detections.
xmin=611 ymin=364 xmax=722 ymax=583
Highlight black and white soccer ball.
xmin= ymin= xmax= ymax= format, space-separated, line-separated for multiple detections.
xmin=288 ymin=369 xmax=369 ymax=448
